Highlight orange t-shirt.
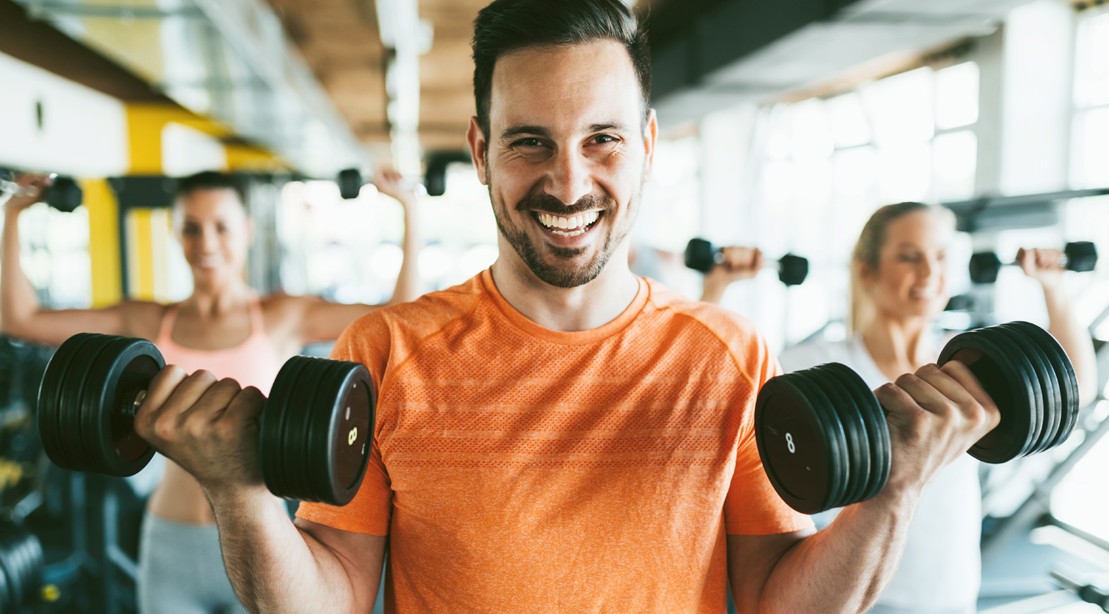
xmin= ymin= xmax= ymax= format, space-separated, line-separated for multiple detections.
xmin=297 ymin=270 xmax=811 ymax=612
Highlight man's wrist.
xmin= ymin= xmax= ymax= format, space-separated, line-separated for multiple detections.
xmin=206 ymin=484 xmax=277 ymax=515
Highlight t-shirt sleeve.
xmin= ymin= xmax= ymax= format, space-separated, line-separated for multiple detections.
xmin=723 ymin=340 xmax=814 ymax=535
xmin=295 ymin=321 xmax=393 ymax=536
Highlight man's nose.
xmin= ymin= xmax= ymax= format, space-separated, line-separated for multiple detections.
xmin=544 ymin=148 xmax=593 ymax=206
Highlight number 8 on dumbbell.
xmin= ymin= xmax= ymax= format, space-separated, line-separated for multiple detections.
xmin=36 ymin=333 xmax=375 ymax=505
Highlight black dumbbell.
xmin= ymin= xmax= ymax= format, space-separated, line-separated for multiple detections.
xmin=684 ymin=238 xmax=809 ymax=286
xmin=337 ymin=167 xmax=426 ymax=199
xmin=0 ymin=172 xmax=83 ymax=213
xmin=0 ymin=520 xmax=43 ymax=613
xmin=36 ymin=333 xmax=375 ymax=505
xmin=969 ymin=242 xmax=1098 ymax=284
xmin=755 ymin=321 xmax=1079 ymax=514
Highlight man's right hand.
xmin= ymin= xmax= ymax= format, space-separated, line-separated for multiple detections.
xmin=873 ymin=361 xmax=1001 ymax=500
xmin=133 ymin=367 xmax=270 ymax=500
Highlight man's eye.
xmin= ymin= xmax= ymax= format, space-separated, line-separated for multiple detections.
xmin=593 ymin=134 xmax=618 ymax=144
xmin=513 ymin=138 xmax=544 ymax=148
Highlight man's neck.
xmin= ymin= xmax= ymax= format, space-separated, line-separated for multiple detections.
xmin=489 ymin=256 xmax=640 ymax=333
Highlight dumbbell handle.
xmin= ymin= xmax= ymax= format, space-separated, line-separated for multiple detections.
xmin=0 ymin=177 xmax=47 ymax=199
xmin=705 ymin=248 xmax=790 ymax=271
xmin=114 ymin=369 xmax=361 ymax=451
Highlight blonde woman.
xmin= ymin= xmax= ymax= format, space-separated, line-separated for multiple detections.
xmin=779 ymin=201 xmax=1097 ymax=614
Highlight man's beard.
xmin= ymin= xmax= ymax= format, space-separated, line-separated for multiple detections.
xmin=491 ymin=187 xmax=635 ymax=289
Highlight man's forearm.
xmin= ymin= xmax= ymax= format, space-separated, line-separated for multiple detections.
xmin=750 ymin=489 xmax=919 ymax=613
xmin=209 ymin=489 xmax=358 ymax=613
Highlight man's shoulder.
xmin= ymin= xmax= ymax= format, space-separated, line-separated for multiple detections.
xmin=349 ymin=274 xmax=487 ymax=340
xmin=642 ymin=278 xmax=762 ymax=340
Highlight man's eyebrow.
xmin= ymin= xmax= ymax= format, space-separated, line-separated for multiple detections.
xmin=590 ymin=122 xmax=629 ymax=133
xmin=500 ymin=125 xmax=550 ymax=140
xmin=499 ymin=122 xmax=632 ymax=141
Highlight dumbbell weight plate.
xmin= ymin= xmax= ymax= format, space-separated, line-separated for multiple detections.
xmin=38 ymin=333 xmax=101 ymax=472
xmin=79 ymin=336 xmax=162 ymax=475
xmin=987 ymin=329 xmax=1045 ymax=459
xmin=787 ymin=371 xmax=852 ymax=511
xmin=47 ymin=177 xmax=82 ymax=212
xmin=260 ymin=356 xmax=374 ymax=505
xmin=777 ymin=254 xmax=809 ymax=287
xmin=1006 ymin=321 xmax=1080 ymax=450
xmin=283 ymin=358 xmax=345 ymax=502
xmin=825 ymin=362 xmax=891 ymax=503
xmin=684 ymin=238 xmax=716 ymax=273
xmin=994 ymin=324 xmax=1058 ymax=455
xmin=939 ymin=331 xmax=1037 ymax=463
xmin=1064 ymin=241 xmax=1098 ymax=273
xmin=808 ymin=366 xmax=869 ymax=508
xmin=307 ymin=360 xmax=373 ymax=503
xmin=261 ymin=356 xmax=316 ymax=501
xmin=755 ymin=373 xmax=846 ymax=514
xmin=338 ymin=169 xmax=363 ymax=200
xmin=0 ymin=521 xmax=42 ymax=612
xmin=43 ymin=334 xmax=122 ymax=472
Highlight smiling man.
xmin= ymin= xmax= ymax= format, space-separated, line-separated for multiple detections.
xmin=133 ymin=0 xmax=1002 ymax=612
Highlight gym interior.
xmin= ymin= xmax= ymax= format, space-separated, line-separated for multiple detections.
xmin=1 ymin=0 xmax=1108 ymax=612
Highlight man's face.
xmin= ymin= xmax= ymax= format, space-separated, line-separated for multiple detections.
xmin=467 ymin=40 xmax=657 ymax=288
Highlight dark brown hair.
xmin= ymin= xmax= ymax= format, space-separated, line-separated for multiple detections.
xmin=471 ymin=0 xmax=651 ymax=139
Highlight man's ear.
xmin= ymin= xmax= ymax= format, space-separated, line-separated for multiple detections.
xmin=643 ymin=108 xmax=658 ymax=178
xmin=467 ymin=116 xmax=490 ymax=186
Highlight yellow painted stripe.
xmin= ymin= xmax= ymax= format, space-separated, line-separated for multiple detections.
xmin=127 ymin=209 xmax=155 ymax=300
xmin=225 ymin=142 xmax=287 ymax=171
xmin=81 ymin=178 xmax=122 ymax=307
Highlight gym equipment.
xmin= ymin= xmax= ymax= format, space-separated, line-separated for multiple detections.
xmin=969 ymin=242 xmax=1098 ymax=284
xmin=0 ymin=173 xmax=83 ymax=213
xmin=0 ymin=519 xmax=43 ymax=613
xmin=36 ymin=333 xmax=375 ymax=505
xmin=684 ymin=238 xmax=809 ymax=286
xmin=337 ymin=167 xmax=429 ymax=199
xmin=338 ymin=168 xmax=368 ymax=200
xmin=755 ymin=321 xmax=1079 ymax=514
xmin=338 ymin=151 xmax=471 ymax=199
xmin=1051 ymin=568 xmax=1109 ymax=612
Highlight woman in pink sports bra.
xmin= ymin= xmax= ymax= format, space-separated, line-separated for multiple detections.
xmin=2 ymin=169 xmax=421 ymax=613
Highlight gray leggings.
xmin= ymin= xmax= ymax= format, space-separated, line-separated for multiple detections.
xmin=138 ymin=515 xmax=247 ymax=614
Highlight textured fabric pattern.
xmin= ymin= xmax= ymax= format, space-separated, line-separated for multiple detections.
xmin=298 ymin=269 xmax=811 ymax=613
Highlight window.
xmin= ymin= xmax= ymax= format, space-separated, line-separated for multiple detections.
xmin=1071 ymin=7 xmax=1109 ymax=188
xmin=755 ymin=61 xmax=980 ymax=340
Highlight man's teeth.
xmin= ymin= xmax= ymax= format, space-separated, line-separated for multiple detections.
xmin=537 ymin=210 xmax=600 ymax=232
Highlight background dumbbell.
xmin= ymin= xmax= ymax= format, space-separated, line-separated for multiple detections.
xmin=0 ymin=171 xmax=83 ymax=213
xmin=0 ymin=519 xmax=43 ymax=613
xmin=684 ymin=238 xmax=809 ymax=286
xmin=755 ymin=321 xmax=1079 ymax=514
xmin=37 ymin=333 xmax=375 ymax=505
xmin=969 ymin=242 xmax=1098 ymax=284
